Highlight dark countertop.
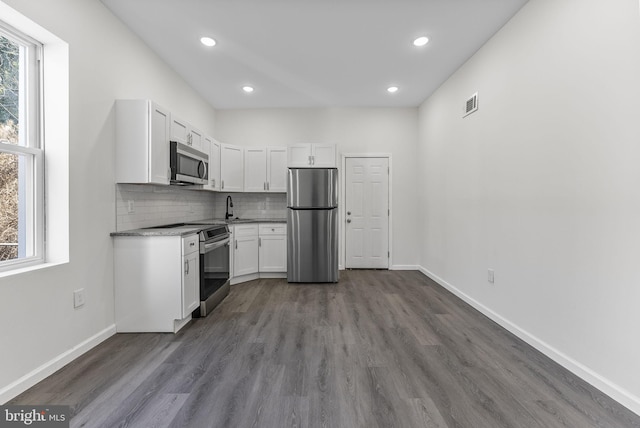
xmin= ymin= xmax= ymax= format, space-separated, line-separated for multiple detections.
xmin=111 ymin=218 xmax=286 ymax=237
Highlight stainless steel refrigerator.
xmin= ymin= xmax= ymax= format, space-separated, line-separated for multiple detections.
xmin=287 ymin=168 xmax=339 ymax=283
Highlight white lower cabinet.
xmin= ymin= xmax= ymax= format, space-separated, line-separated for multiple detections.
xmin=114 ymin=233 xmax=199 ymax=333
xmin=182 ymin=235 xmax=200 ymax=317
xmin=259 ymin=224 xmax=287 ymax=272
xmin=230 ymin=222 xmax=287 ymax=284
xmin=233 ymin=224 xmax=259 ymax=277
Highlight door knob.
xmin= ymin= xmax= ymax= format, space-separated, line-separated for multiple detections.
xmin=347 ymin=211 xmax=351 ymax=215
xmin=347 ymin=219 xmax=351 ymax=223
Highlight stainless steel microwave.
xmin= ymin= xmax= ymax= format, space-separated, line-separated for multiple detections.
xmin=169 ymin=141 xmax=208 ymax=185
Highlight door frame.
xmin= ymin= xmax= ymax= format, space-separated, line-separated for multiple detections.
xmin=340 ymin=153 xmax=393 ymax=270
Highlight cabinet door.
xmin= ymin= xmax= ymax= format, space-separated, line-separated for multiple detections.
xmin=182 ymin=250 xmax=200 ymax=318
xmin=311 ymin=144 xmax=337 ymax=167
xmin=287 ymin=144 xmax=311 ymax=167
xmin=220 ymin=144 xmax=244 ymax=191
xmin=189 ymin=126 xmax=203 ymax=151
xmin=149 ymin=103 xmax=171 ymax=185
xmin=267 ymin=147 xmax=287 ymax=192
xmin=170 ymin=115 xmax=189 ymax=145
xmin=244 ymin=147 xmax=267 ymax=192
xmin=234 ymin=236 xmax=259 ymax=276
xmin=209 ymin=137 xmax=221 ymax=191
xmin=229 ymin=227 xmax=235 ymax=278
xmin=259 ymin=234 xmax=287 ymax=272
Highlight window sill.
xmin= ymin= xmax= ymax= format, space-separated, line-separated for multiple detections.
xmin=0 ymin=261 xmax=68 ymax=279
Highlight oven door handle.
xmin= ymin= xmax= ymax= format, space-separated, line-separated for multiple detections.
xmin=202 ymin=237 xmax=230 ymax=252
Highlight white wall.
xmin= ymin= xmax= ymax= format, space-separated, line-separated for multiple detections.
xmin=215 ymin=108 xmax=420 ymax=268
xmin=0 ymin=0 xmax=217 ymax=401
xmin=418 ymin=0 xmax=640 ymax=413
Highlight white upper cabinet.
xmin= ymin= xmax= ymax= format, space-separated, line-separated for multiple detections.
xmin=189 ymin=126 xmax=203 ymax=152
xmin=287 ymin=143 xmax=336 ymax=168
xmin=208 ymin=137 xmax=221 ymax=191
xmin=244 ymin=147 xmax=268 ymax=192
xmin=115 ymin=100 xmax=171 ymax=185
xmin=220 ymin=143 xmax=244 ymax=192
xmin=170 ymin=115 xmax=188 ymax=145
xmin=312 ymin=144 xmax=337 ymax=167
xmin=266 ymin=147 xmax=288 ymax=192
xmin=287 ymin=144 xmax=311 ymax=167
xmin=244 ymin=147 xmax=287 ymax=192
xmin=171 ymin=115 xmax=204 ymax=152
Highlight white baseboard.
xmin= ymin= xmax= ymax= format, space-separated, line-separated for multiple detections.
xmin=391 ymin=264 xmax=419 ymax=271
xmin=418 ymin=266 xmax=640 ymax=417
xmin=0 ymin=324 xmax=116 ymax=404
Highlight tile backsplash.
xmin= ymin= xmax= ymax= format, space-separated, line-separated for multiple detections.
xmin=212 ymin=193 xmax=287 ymax=220
xmin=115 ymin=184 xmax=287 ymax=231
xmin=116 ymin=184 xmax=217 ymax=231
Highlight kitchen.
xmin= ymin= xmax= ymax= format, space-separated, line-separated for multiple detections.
xmin=1 ymin=0 xmax=640 ymax=426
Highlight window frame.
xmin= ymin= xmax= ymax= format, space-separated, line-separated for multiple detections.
xmin=0 ymin=20 xmax=44 ymax=273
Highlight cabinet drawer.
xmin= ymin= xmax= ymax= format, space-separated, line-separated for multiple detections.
xmin=259 ymin=223 xmax=286 ymax=235
xmin=183 ymin=234 xmax=199 ymax=255
xmin=234 ymin=224 xmax=259 ymax=237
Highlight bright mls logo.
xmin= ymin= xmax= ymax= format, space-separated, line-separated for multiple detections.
xmin=0 ymin=406 xmax=69 ymax=427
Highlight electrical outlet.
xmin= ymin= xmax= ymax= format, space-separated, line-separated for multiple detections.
xmin=73 ymin=289 xmax=85 ymax=308
xmin=127 ymin=200 xmax=135 ymax=213
xmin=487 ymin=269 xmax=495 ymax=284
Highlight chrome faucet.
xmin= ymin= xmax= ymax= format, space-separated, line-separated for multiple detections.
xmin=225 ymin=195 xmax=234 ymax=220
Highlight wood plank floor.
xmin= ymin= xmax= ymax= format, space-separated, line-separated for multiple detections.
xmin=11 ymin=270 xmax=640 ymax=427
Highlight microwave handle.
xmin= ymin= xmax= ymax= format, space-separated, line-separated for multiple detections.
xmin=198 ymin=160 xmax=207 ymax=180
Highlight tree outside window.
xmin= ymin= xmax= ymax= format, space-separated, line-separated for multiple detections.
xmin=0 ymin=34 xmax=19 ymax=261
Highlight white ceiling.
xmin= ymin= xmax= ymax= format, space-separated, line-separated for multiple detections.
xmin=101 ymin=0 xmax=529 ymax=109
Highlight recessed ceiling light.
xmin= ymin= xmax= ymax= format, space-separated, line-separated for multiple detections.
xmin=387 ymin=86 xmax=399 ymax=94
xmin=200 ymin=37 xmax=216 ymax=47
xmin=242 ymin=86 xmax=254 ymax=93
xmin=413 ymin=36 xmax=429 ymax=47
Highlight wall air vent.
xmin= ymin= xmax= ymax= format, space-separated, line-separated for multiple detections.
xmin=463 ymin=92 xmax=478 ymax=117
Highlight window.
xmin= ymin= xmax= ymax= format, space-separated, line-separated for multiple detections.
xmin=0 ymin=21 xmax=43 ymax=271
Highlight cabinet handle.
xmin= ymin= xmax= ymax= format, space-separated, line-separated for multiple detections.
xmin=235 ymin=240 xmax=237 ymax=249
xmin=212 ymin=179 xmax=215 ymax=187
xmin=264 ymin=182 xmax=266 ymax=191
xmin=222 ymin=180 xmax=224 ymax=189
xmin=308 ymin=155 xmax=312 ymax=165
xmin=190 ymin=242 xmax=195 ymax=247
xmin=185 ymin=260 xmax=189 ymax=274
xmin=259 ymin=237 xmax=261 ymax=247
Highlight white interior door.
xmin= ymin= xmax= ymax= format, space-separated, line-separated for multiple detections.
xmin=345 ymin=157 xmax=389 ymax=269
